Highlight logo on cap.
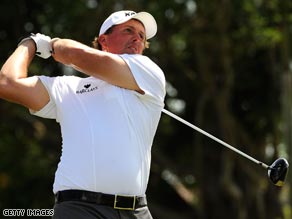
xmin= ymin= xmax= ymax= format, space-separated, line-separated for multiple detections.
xmin=125 ymin=12 xmax=136 ymax=17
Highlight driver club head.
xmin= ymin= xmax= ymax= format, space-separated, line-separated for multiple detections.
xmin=268 ymin=158 xmax=289 ymax=187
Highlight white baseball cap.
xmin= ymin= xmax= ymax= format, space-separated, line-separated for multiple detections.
xmin=99 ymin=10 xmax=157 ymax=40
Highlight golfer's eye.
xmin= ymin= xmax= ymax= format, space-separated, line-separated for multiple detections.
xmin=124 ymin=28 xmax=133 ymax=33
xmin=139 ymin=33 xmax=146 ymax=41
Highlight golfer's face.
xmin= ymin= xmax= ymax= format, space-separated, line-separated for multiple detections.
xmin=102 ymin=19 xmax=146 ymax=54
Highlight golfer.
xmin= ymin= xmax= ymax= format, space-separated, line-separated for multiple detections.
xmin=0 ymin=10 xmax=165 ymax=219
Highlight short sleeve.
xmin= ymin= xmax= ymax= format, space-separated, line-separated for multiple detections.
xmin=120 ymin=54 xmax=166 ymax=106
xmin=29 ymin=76 xmax=57 ymax=119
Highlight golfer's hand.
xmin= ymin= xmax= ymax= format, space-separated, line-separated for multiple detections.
xmin=18 ymin=33 xmax=52 ymax=59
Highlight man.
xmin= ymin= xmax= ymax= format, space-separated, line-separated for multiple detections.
xmin=0 ymin=10 xmax=166 ymax=219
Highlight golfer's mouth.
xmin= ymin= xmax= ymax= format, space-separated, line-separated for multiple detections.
xmin=127 ymin=46 xmax=138 ymax=53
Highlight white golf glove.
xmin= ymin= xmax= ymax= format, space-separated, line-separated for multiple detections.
xmin=18 ymin=33 xmax=52 ymax=59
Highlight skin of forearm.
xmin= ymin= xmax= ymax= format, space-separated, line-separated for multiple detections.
xmin=51 ymin=38 xmax=140 ymax=92
xmin=51 ymin=39 xmax=119 ymax=79
xmin=51 ymin=39 xmax=87 ymax=65
xmin=1 ymin=40 xmax=36 ymax=80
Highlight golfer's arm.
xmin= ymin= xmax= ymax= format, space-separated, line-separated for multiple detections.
xmin=51 ymin=39 xmax=142 ymax=92
xmin=0 ymin=40 xmax=50 ymax=111
xmin=1 ymin=40 xmax=35 ymax=79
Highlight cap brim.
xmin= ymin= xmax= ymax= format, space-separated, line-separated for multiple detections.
xmin=133 ymin=12 xmax=157 ymax=40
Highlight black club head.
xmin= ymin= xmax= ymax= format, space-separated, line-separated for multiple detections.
xmin=268 ymin=158 xmax=289 ymax=187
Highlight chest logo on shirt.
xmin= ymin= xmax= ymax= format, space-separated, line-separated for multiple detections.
xmin=76 ymin=84 xmax=98 ymax=94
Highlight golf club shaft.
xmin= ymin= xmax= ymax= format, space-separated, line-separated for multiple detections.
xmin=162 ymin=109 xmax=269 ymax=169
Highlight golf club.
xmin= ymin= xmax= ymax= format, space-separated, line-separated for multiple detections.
xmin=162 ymin=108 xmax=289 ymax=186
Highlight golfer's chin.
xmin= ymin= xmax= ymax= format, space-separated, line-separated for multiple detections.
xmin=122 ymin=47 xmax=142 ymax=55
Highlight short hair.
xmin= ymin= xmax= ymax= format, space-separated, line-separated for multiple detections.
xmin=92 ymin=26 xmax=113 ymax=50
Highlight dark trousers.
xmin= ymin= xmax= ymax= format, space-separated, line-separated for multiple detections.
xmin=52 ymin=201 xmax=153 ymax=219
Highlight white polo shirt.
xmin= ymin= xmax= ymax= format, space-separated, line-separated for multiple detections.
xmin=31 ymin=54 xmax=165 ymax=196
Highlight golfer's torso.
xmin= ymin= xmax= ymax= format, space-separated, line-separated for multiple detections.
xmin=53 ymin=77 xmax=153 ymax=195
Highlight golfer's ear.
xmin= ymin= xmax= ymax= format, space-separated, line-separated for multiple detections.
xmin=98 ymin=35 xmax=107 ymax=51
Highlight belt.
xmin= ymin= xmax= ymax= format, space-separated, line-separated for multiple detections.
xmin=55 ymin=190 xmax=147 ymax=210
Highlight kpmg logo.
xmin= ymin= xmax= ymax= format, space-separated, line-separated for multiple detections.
xmin=125 ymin=12 xmax=136 ymax=17
xmin=76 ymin=84 xmax=98 ymax=94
